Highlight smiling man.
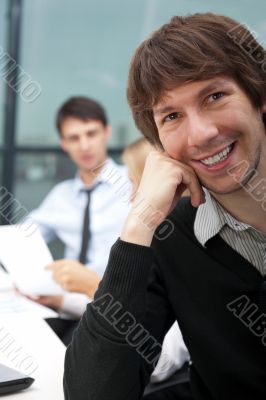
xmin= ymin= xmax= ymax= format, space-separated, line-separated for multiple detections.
xmin=64 ymin=14 xmax=266 ymax=400
xmin=28 ymin=97 xmax=130 ymax=345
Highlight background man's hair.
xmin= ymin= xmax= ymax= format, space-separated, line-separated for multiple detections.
xmin=127 ymin=13 xmax=266 ymax=147
xmin=56 ymin=96 xmax=108 ymax=134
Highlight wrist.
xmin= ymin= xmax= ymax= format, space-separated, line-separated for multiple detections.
xmin=121 ymin=213 xmax=156 ymax=247
xmin=84 ymin=274 xmax=101 ymax=299
xmin=51 ymin=295 xmax=64 ymax=311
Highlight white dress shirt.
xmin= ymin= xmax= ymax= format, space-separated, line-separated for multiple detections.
xmin=150 ymin=321 xmax=189 ymax=382
xmin=29 ymin=158 xmax=131 ymax=317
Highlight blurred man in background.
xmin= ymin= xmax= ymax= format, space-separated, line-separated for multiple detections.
xmin=29 ymin=96 xmax=130 ymax=345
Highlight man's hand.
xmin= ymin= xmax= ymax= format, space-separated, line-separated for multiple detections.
xmin=121 ymin=151 xmax=205 ymax=246
xmin=46 ymin=259 xmax=101 ymax=299
xmin=18 ymin=291 xmax=64 ymax=311
xmin=14 ymin=285 xmax=63 ymax=310
xmin=33 ymin=295 xmax=63 ymax=310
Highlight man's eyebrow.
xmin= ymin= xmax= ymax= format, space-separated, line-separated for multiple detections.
xmin=153 ymin=79 xmax=232 ymax=117
xmin=65 ymin=133 xmax=78 ymax=138
xmin=153 ymin=106 xmax=177 ymax=118
xmin=197 ymin=79 xmax=231 ymax=99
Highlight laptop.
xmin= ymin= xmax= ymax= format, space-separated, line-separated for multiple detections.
xmin=0 ymin=363 xmax=34 ymax=395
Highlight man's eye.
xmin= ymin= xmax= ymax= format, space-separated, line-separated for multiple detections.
xmin=208 ymin=92 xmax=224 ymax=103
xmin=164 ymin=112 xmax=180 ymax=122
xmin=66 ymin=137 xmax=78 ymax=142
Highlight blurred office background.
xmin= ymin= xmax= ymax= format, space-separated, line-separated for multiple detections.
xmin=0 ymin=0 xmax=265 ymax=219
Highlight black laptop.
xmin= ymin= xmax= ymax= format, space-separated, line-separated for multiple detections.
xmin=0 ymin=363 xmax=34 ymax=395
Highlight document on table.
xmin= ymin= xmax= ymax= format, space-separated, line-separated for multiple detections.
xmin=0 ymin=291 xmax=58 ymax=318
xmin=0 ymin=225 xmax=64 ymax=296
xmin=0 ymin=269 xmax=13 ymax=291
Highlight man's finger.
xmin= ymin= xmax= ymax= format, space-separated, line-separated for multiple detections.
xmin=178 ymin=169 xmax=205 ymax=207
xmin=45 ymin=259 xmax=66 ymax=270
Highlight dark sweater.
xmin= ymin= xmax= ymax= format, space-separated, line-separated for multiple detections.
xmin=64 ymin=198 xmax=266 ymax=400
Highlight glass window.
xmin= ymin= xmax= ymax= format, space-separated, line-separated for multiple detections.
xmin=16 ymin=0 xmax=145 ymax=148
xmin=0 ymin=153 xmax=5 ymax=226
xmin=14 ymin=152 xmax=75 ymax=213
xmin=13 ymin=152 xmax=75 ymax=258
xmin=0 ymin=153 xmax=3 ymax=187
xmin=15 ymin=0 xmax=266 ymax=149
xmin=0 ymin=0 xmax=8 ymax=146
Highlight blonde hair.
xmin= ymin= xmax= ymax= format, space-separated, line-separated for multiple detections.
xmin=122 ymin=138 xmax=154 ymax=188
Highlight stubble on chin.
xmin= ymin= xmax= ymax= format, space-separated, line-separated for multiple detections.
xmin=198 ymin=144 xmax=261 ymax=196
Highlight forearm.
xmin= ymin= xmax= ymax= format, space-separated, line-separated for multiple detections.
xmin=64 ymin=239 xmax=154 ymax=400
xmin=121 ymin=212 xmax=156 ymax=247
xmin=83 ymin=274 xmax=101 ymax=299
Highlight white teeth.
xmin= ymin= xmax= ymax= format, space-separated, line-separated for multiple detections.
xmin=200 ymin=144 xmax=233 ymax=166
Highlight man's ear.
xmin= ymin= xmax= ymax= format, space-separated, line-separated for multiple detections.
xmin=60 ymin=138 xmax=69 ymax=154
xmin=261 ymin=102 xmax=266 ymax=113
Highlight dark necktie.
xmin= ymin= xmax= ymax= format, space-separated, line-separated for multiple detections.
xmin=78 ymin=184 xmax=99 ymax=264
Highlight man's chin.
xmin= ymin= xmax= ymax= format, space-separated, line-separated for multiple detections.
xmin=198 ymin=159 xmax=260 ymax=196
xmin=78 ymin=156 xmax=94 ymax=166
xmin=200 ymin=179 xmax=245 ymax=196
xmin=78 ymin=159 xmax=107 ymax=174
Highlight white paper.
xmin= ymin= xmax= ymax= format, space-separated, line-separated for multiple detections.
xmin=0 ymin=225 xmax=63 ymax=295
xmin=0 ymin=269 xmax=13 ymax=291
xmin=0 ymin=291 xmax=58 ymax=318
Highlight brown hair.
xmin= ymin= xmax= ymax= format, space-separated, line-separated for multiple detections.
xmin=127 ymin=13 xmax=266 ymax=146
xmin=56 ymin=96 xmax=108 ymax=135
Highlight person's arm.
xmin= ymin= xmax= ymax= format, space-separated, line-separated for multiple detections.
xmin=35 ymin=261 xmax=101 ymax=318
xmin=30 ymin=292 xmax=90 ymax=318
xmin=64 ymin=239 xmax=174 ymax=400
xmin=46 ymin=260 xmax=101 ymax=298
xmin=64 ymin=151 xmax=204 ymax=399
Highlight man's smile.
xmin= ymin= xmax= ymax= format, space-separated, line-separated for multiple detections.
xmin=198 ymin=143 xmax=235 ymax=167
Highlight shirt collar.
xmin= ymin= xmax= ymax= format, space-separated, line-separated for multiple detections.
xmin=194 ymin=188 xmax=251 ymax=246
xmin=73 ymin=158 xmax=121 ymax=194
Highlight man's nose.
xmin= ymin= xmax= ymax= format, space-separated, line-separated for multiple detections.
xmin=186 ymin=112 xmax=219 ymax=149
xmin=79 ymin=136 xmax=91 ymax=150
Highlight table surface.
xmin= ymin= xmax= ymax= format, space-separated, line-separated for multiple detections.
xmin=0 ymin=307 xmax=66 ymax=399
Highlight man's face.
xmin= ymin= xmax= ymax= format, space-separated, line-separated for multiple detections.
xmin=60 ymin=118 xmax=111 ymax=172
xmin=153 ymin=76 xmax=266 ymax=195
